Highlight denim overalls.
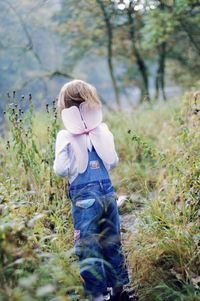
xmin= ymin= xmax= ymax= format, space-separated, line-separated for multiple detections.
xmin=68 ymin=147 xmax=129 ymax=296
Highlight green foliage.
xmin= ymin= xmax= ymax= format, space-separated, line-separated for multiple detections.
xmin=107 ymin=101 xmax=176 ymax=194
xmin=142 ymin=10 xmax=179 ymax=47
xmin=0 ymin=94 xmax=81 ymax=300
xmin=6 ymin=93 xmax=41 ymax=178
xmin=127 ymin=92 xmax=200 ymax=300
xmin=0 ymin=92 xmax=199 ymax=300
xmin=0 ymin=180 xmax=81 ymax=300
xmin=4 ymin=93 xmax=63 ymax=197
xmin=54 ymin=0 xmax=200 ymax=100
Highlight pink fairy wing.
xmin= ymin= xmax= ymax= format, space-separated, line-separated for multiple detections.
xmin=79 ymin=103 xmax=102 ymax=129
xmin=70 ymin=135 xmax=88 ymax=173
xmin=61 ymin=104 xmax=116 ymax=173
xmin=61 ymin=106 xmax=89 ymax=173
xmin=61 ymin=107 xmax=85 ymax=134
xmin=89 ymin=123 xmax=116 ymax=165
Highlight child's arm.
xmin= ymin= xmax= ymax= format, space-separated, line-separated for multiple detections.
xmin=110 ymin=151 xmax=119 ymax=169
xmin=53 ymin=130 xmax=70 ymax=177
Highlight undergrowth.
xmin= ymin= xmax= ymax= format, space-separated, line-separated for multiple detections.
xmin=125 ymin=92 xmax=200 ymax=301
xmin=0 ymin=93 xmax=81 ymax=301
xmin=0 ymin=91 xmax=199 ymax=300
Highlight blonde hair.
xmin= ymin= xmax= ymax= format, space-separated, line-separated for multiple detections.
xmin=57 ymin=79 xmax=102 ymax=112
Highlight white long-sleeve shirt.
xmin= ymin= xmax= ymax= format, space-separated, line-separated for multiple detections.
xmin=53 ymin=130 xmax=119 ymax=183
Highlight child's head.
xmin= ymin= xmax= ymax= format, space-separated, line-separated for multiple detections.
xmin=57 ymin=79 xmax=102 ymax=112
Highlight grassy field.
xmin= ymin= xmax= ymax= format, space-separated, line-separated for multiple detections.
xmin=0 ymin=92 xmax=199 ymax=301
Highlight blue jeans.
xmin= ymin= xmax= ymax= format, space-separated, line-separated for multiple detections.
xmin=69 ymin=180 xmax=129 ymax=296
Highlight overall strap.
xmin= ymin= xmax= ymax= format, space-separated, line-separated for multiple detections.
xmin=69 ymin=146 xmax=110 ymax=189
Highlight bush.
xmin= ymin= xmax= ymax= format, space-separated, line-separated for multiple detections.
xmin=0 ymin=93 xmax=81 ymax=300
xmin=127 ymin=93 xmax=200 ymax=300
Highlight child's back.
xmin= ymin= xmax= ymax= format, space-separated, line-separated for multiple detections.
xmin=53 ymin=80 xmax=129 ymax=301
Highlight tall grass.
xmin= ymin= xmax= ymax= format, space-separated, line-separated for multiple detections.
xmin=0 ymin=94 xmax=81 ymax=301
xmin=107 ymin=100 xmax=179 ymax=195
xmin=0 ymin=92 xmax=199 ymax=300
xmin=124 ymin=93 xmax=200 ymax=301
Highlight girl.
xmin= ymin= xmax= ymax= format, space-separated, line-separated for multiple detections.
xmin=53 ymin=80 xmax=129 ymax=301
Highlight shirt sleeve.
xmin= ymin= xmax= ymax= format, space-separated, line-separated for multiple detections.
xmin=109 ymin=151 xmax=119 ymax=169
xmin=53 ymin=130 xmax=71 ymax=177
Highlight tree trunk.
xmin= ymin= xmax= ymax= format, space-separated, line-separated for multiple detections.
xmin=155 ymin=1 xmax=167 ymax=100
xmin=155 ymin=42 xmax=167 ymax=100
xmin=127 ymin=4 xmax=150 ymax=102
xmin=96 ymin=0 xmax=121 ymax=106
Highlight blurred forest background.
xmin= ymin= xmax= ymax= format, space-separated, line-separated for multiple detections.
xmin=0 ymin=0 xmax=200 ymax=123
xmin=0 ymin=1 xmax=200 ymax=300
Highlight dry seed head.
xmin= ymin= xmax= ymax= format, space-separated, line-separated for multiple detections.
xmin=46 ymin=104 xmax=49 ymax=113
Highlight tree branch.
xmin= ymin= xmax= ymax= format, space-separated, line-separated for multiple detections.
xmin=179 ymin=19 xmax=200 ymax=56
xmin=4 ymin=0 xmax=42 ymax=66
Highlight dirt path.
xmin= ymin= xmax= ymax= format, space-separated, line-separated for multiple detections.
xmin=117 ymin=195 xmax=144 ymax=300
xmin=118 ymin=194 xmax=144 ymax=241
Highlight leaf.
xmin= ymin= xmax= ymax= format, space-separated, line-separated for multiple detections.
xmin=19 ymin=274 xmax=38 ymax=288
xmin=27 ymin=213 xmax=45 ymax=227
xmin=36 ymin=284 xmax=56 ymax=297
xmin=191 ymin=276 xmax=200 ymax=288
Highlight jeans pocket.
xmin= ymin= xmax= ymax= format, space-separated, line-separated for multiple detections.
xmin=75 ymin=198 xmax=96 ymax=209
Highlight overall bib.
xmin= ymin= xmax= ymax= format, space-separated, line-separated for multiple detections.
xmin=68 ymin=147 xmax=129 ymax=296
